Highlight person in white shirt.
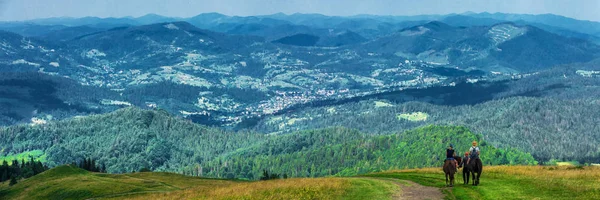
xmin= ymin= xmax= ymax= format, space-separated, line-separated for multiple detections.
xmin=467 ymin=141 xmax=480 ymax=165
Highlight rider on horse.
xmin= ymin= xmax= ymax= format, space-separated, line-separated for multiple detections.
xmin=467 ymin=141 xmax=480 ymax=165
xmin=467 ymin=141 xmax=483 ymax=186
xmin=446 ymin=144 xmax=458 ymax=168
xmin=444 ymin=144 xmax=460 ymax=187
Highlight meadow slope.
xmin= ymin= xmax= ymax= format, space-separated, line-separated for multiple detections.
xmin=2 ymin=165 xmax=599 ymax=199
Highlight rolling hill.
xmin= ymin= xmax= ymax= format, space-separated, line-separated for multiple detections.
xmin=466 ymin=12 xmax=600 ymax=38
xmin=0 ymin=107 xmax=535 ymax=179
xmin=1 ymin=11 xmax=600 ymax=200
xmin=67 ymin=21 xmax=263 ymax=69
xmin=361 ymin=21 xmax=600 ymax=72
xmin=2 ymin=164 xmax=599 ymax=199
xmin=0 ymin=165 xmax=397 ymax=200
xmin=2 ymin=17 xmax=600 ymax=129
xmin=0 ymin=72 xmax=121 ymax=126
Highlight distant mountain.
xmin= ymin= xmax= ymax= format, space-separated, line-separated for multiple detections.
xmin=273 ymin=33 xmax=320 ymax=46
xmin=361 ymin=21 xmax=599 ymax=72
xmin=441 ymin=15 xmax=600 ymax=44
xmin=1 ymin=17 xmax=600 ymax=129
xmin=466 ymin=12 xmax=600 ymax=37
xmin=6 ymin=12 xmax=600 ymax=41
xmin=0 ymin=72 xmax=121 ymax=126
xmin=0 ymin=13 xmax=441 ymax=41
xmin=39 ymin=25 xmax=105 ymax=41
xmin=226 ymin=23 xmax=315 ymax=40
xmin=2 ymin=12 xmax=600 ymax=175
xmin=134 ymin=14 xmax=181 ymax=24
xmin=28 ymin=16 xmax=139 ymax=28
xmin=491 ymin=26 xmax=599 ymax=72
xmin=0 ymin=31 xmax=61 ymax=71
xmin=271 ymin=30 xmax=366 ymax=47
xmin=0 ymin=23 xmax=67 ymax=37
xmin=67 ymin=21 xmax=263 ymax=70
xmin=185 ymin=12 xmax=230 ymax=28
xmin=441 ymin=15 xmax=506 ymax=27
xmin=319 ymin=30 xmax=368 ymax=46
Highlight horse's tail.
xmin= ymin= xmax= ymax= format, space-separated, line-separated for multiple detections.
xmin=475 ymin=158 xmax=483 ymax=172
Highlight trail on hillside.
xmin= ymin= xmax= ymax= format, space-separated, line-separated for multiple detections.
xmin=393 ymin=180 xmax=443 ymax=200
xmin=371 ymin=178 xmax=443 ymax=200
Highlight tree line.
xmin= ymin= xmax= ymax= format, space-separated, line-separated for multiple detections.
xmin=0 ymin=158 xmax=48 ymax=186
xmin=0 ymin=107 xmax=536 ymax=180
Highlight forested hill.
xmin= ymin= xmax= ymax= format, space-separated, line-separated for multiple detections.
xmin=200 ymin=125 xmax=537 ymax=179
xmin=0 ymin=108 xmax=535 ymax=179
xmin=0 ymin=107 xmax=265 ymax=173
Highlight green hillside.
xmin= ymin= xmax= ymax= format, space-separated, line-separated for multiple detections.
xmin=0 ymin=108 xmax=267 ymax=173
xmin=366 ymin=165 xmax=600 ymax=199
xmin=0 ymin=165 xmax=396 ymax=200
xmin=2 ymin=165 xmax=599 ymax=199
xmin=200 ymin=125 xmax=536 ymax=179
xmin=0 ymin=108 xmax=535 ymax=180
xmin=255 ymin=96 xmax=600 ymax=163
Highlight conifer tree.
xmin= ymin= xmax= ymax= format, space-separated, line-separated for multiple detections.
xmin=9 ymin=175 xmax=17 ymax=186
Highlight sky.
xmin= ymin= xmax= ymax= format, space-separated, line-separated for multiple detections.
xmin=0 ymin=0 xmax=599 ymax=22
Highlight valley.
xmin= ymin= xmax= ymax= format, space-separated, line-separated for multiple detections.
xmin=2 ymin=8 xmax=600 ymax=199
xmin=2 ymin=13 xmax=599 ymax=128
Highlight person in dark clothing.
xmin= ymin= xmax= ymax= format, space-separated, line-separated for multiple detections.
xmin=459 ymin=151 xmax=470 ymax=184
xmin=446 ymin=144 xmax=458 ymax=168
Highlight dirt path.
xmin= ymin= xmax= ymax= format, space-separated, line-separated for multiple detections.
xmin=393 ymin=180 xmax=443 ymax=200
xmin=371 ymin=178 xmax=444 ymax=200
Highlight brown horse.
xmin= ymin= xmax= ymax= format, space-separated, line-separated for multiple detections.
xmin=443 ymin=156 xmax=462 ymax=187
xmin=469 ymin=158 xmax=483 ymax=186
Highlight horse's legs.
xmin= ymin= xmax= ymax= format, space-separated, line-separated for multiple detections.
xmin=450 ymin=173 xmax=454 ymax=186
xmin=476 ymin=169 xmax=482 ymax=185
xmin=471 ymin=170 xmax=476 ymax=186
xmin=445 ymin=173 xmax=449 ymax=186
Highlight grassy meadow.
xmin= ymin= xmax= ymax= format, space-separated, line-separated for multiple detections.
xmin=2 ymin=165 xmax=600 ymax=199
xmin=365 ymin=165 xmax=600 ymax=200
xmin=0 ymin=150 xmax=47 ymax=164
xmin=0 ymin=165 xmax=397 ymax=200
xmin=396 ymin=112 xmax=429 ymax=121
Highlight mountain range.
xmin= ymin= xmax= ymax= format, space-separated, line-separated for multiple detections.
xmin=1 ymin=12 xmax=600 ymax=173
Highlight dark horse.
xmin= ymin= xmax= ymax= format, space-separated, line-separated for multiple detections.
xmin=443 ymin=156 xmax=461 ymax=187
xmin=468 ymin=158 xmax=483 ymax=186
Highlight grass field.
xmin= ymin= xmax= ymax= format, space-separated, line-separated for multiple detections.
xmin=365 ymin=165 xmax=600 ymax=200
xmin=0 ymin=165 xmax=397 ymax=200
xmin=397 ymin=112 xmax=428 ymax=121
xmin=2 ymin=165 xmax=600 ymax=199
xmin=0 ymin=150 xmax=47 ymax=164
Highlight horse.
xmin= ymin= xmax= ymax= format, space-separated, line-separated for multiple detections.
xmin=468 ymin=158 xmax=483 ymax=186
xmin=443 ymin=156 xmax=462 ymax=187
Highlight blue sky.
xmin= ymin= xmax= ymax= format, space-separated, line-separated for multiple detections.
xmin=1 ymin=0 xmax=599 ymax=21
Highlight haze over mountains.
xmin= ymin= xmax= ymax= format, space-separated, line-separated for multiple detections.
xmin=2 ymin=12 xmax=600 ymax=126
xmin=1 ymin=11 xmax=600 ymax=176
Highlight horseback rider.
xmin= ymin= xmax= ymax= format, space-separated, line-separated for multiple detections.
xmin=446 ymin=144 xmax=458 ymax=168
xmin=467 ymin=141 xmax=480 ymax=165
